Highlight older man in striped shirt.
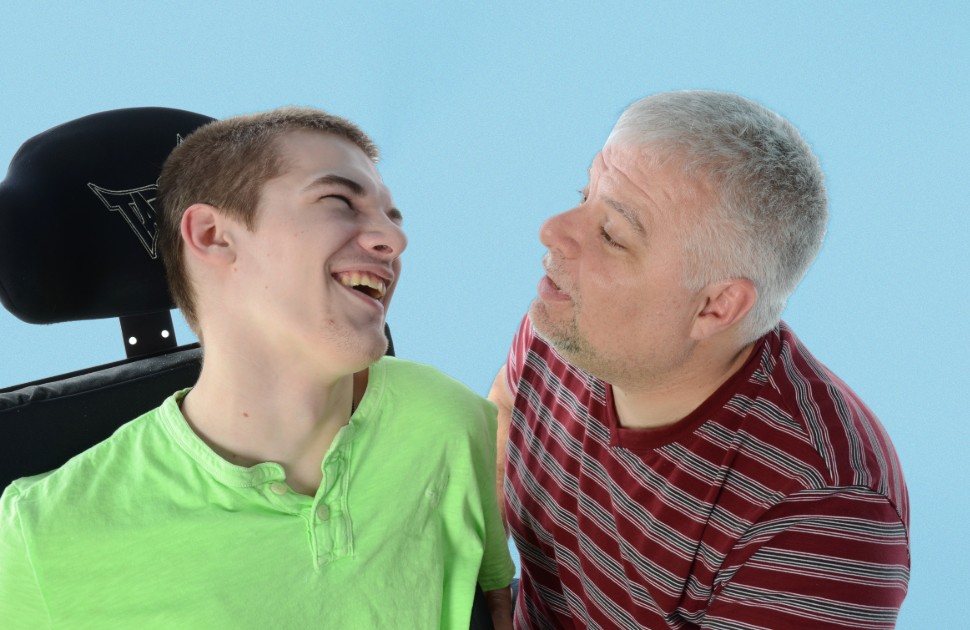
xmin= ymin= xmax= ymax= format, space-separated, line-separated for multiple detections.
xmin=490 ymin=91 xmax=909 ymax=629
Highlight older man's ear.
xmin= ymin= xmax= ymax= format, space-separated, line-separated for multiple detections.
xmin=690 ymin=278 xmax=757 ymax=341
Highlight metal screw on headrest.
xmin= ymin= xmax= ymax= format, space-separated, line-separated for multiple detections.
xmin=120 ymin=312 xmax=179 ymax=359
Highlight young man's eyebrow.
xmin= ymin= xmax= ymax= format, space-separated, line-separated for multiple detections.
xmin=303 ymin=174 xmax=366 ymax=196
xmin=304 ymin=174 xmax=402 ymax=223
xmin=605 ymin=197 xmax=646 ymax=237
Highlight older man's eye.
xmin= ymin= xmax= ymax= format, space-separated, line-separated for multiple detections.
xmin=600 ymin=227 xmax=623 ymax=249
xmin=578 ymin=189 xmax=589 ymax=203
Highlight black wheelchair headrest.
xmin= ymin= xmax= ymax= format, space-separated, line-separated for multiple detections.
xmin=0 ymin=107 xmax=215 ymax=324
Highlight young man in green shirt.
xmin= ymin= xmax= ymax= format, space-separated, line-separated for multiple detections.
xmin=0 ymin=108 xmax=514 ymax=628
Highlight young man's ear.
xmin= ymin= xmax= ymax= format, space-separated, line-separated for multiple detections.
xmin=690 ymin=278 xmax=757 ymax=341
xmin=180 ymin=203 xmax=236 ymax=267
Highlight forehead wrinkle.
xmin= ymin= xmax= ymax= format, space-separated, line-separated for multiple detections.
xmin=602 ymin=143 xmax=693 ymax=228
xmin=592 ymin=150 xmax=661 ymax=237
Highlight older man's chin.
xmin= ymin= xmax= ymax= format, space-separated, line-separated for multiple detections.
xmin=528 ymin=303 xmax=586 ymax=359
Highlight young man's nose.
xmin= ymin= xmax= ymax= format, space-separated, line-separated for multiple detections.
xmin=360 ymin=217 xmax=407 ymax=259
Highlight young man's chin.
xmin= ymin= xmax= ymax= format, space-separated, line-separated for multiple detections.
xmin=345 ymin=330 xmax=390 ymax=368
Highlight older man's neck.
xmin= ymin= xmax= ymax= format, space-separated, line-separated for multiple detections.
xmin=612 ymin=342 xmax=755 ymax=431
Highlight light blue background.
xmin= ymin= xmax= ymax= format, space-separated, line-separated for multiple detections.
xmin=1 ymin=3 xmax=966 ymax=627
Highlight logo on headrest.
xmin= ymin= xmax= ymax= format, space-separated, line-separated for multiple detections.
xmin=87 ymin=183 xmax=161 ymax=259
xmin=86 ymin=134 xmax=186 ymax=259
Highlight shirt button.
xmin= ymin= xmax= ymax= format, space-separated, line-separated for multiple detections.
xmin=270 ymin=482 xmax=289 ymax=495
xmin=316 ymin=504 xmax=331 ymax=521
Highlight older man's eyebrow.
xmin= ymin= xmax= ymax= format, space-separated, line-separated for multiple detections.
xmin=303 ymin=174 xmax=366 ymax=196
xmin=605 ymin=197 xmax=646 ymax=237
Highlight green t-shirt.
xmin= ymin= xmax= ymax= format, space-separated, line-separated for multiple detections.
xmin=0 ymin=357 xmax=514 ymax=629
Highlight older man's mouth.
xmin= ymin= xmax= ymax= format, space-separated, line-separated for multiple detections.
xmin=538 ymin=274 xmax=571 ymax=302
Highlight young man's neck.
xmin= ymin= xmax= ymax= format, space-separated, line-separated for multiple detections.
xmin=179 ymin=345 xmax=372 ymax=496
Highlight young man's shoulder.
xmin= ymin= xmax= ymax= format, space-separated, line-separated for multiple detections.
xmin=1 ymin=394 xmax=178 ymax=516
xmin=375 ymin=356 xmax=498 ymax=435
xmin=380 ymin=356 xmax=493 ymax=407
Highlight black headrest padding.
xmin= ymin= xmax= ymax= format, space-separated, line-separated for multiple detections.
xmin=0 ymin=345 xmax=204 ymax=488
xmin=0 ymin=107 xmax=214 ymax=324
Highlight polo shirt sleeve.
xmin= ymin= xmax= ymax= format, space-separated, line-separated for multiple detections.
xmin=705 ymin=487 xmax=910 ymax=629
xmin=0 ymin=484 xmax=51 ymax=627
xmin=474 ymin=400 xmax=516 ymax=591
xmin=505 ymin=314 xmax=535 ymax=394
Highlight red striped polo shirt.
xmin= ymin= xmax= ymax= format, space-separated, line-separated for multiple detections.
xmin=504 ymin=315 xmax=909 ymax=629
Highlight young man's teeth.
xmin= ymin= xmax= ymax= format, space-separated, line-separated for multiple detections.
xmin=338 ymin=273 xmax=386 ymax=299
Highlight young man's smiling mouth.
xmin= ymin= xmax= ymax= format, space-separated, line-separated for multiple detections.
xmin=333 ymin=270 xmax=388 ymax=301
